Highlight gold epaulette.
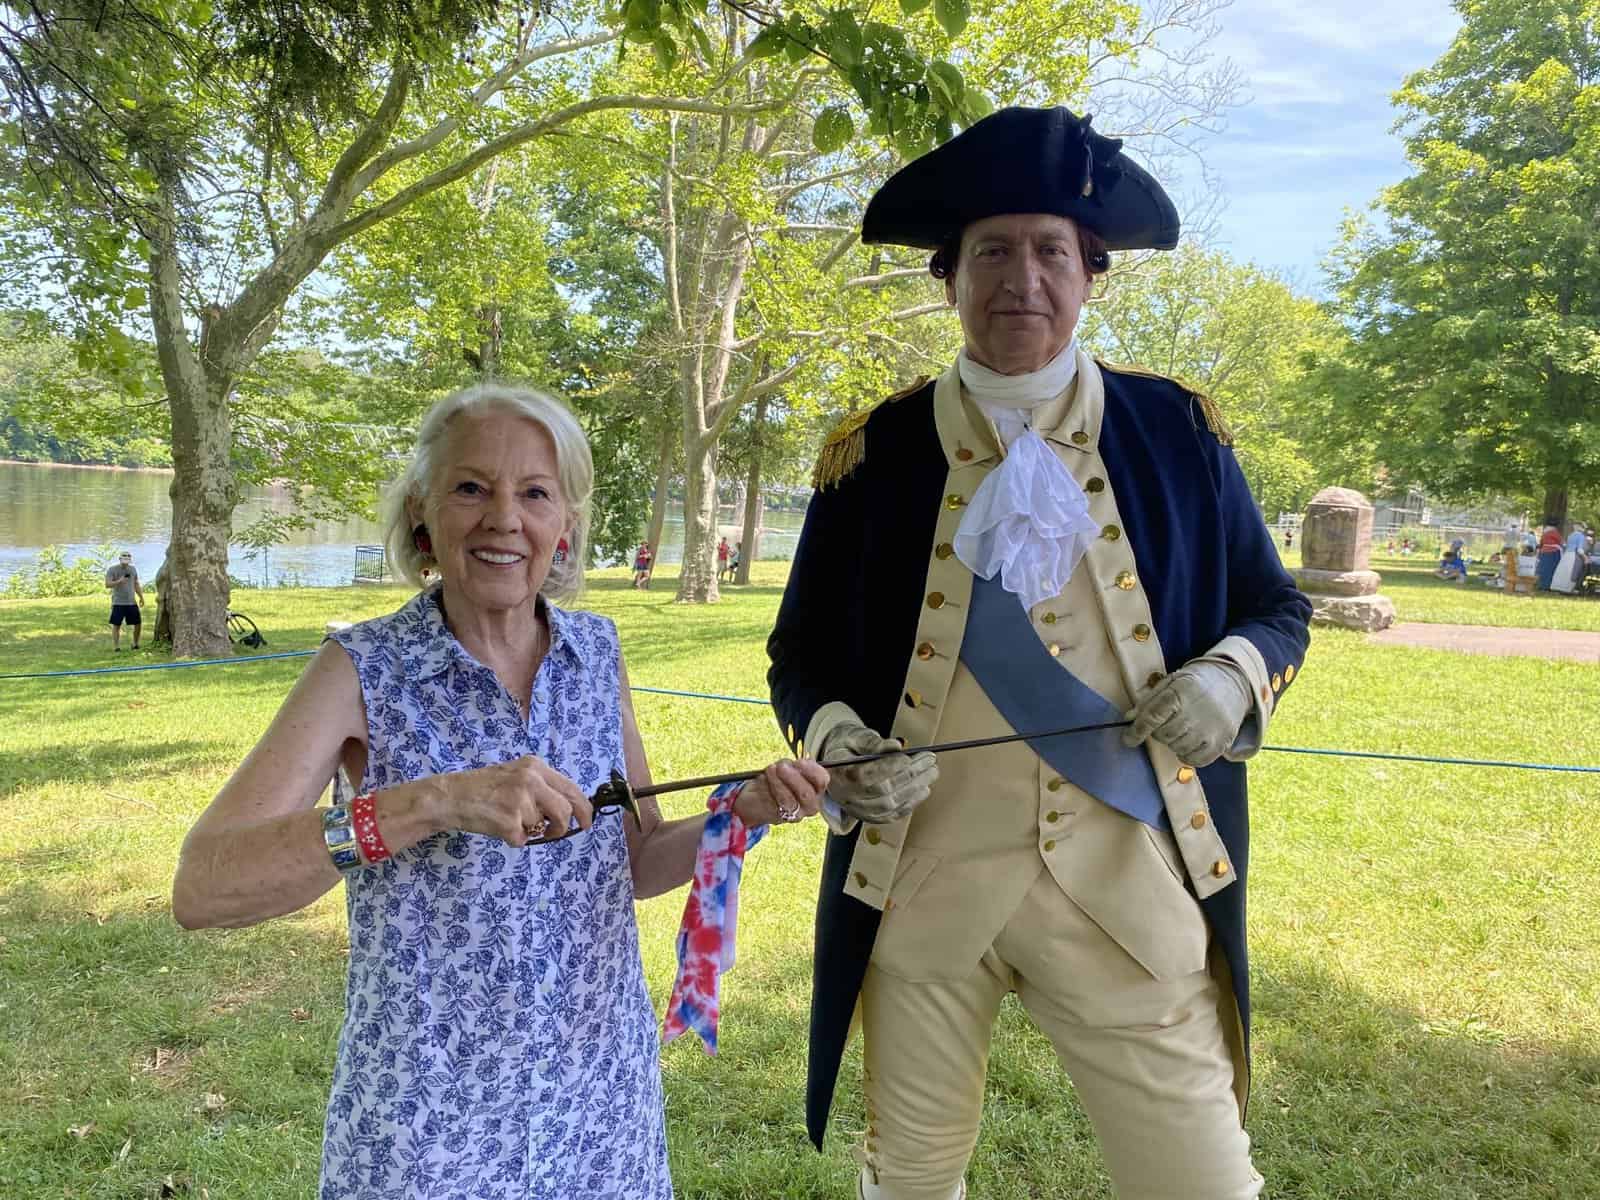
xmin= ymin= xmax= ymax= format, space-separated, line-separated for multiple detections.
xmin=1194 ymin=393 xmax=1234 ymax=447
xmin=811 ymin=376 xmax=929 ymax=490
xmin=1095 ymin=359 xmax=1233 ymax=447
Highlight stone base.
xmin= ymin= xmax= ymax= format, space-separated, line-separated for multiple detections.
xmin=1309 ymin=593 xmax=1396 ymax=632
xmin=1293 ymin=567 xmax=1382 ymax=597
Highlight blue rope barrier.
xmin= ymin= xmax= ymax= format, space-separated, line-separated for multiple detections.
xmin=0 ymin=650 xmax=316 ymax=679
xmin=631 ymin=684 xmax=769 ymax=706
xmin=4 ymin=656 xmax=1596 ymax=775
xmin=1255 ymin=745 xmax=1600 ymax=774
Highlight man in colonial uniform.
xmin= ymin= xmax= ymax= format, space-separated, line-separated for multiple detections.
xmin=767 ymin=106 xmax=1312 ymax=1199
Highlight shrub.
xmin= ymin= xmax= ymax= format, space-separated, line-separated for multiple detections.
xmin=4 ymin=544 xmax=118 ymax=598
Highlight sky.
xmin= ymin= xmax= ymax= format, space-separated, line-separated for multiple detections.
xmin=1167 ymin=0 xmax=1462 ymax=292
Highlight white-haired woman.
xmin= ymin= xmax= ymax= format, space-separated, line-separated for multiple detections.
xmin=173 ymin=384 xmax=827 ymax=1199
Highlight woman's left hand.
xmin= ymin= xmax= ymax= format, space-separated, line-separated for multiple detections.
xmin=734 ymin=759 xmax=830 ymax=827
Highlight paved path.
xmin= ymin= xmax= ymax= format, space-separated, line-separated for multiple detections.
xmin=1370 ymin=622 xmax=1600 ymax=662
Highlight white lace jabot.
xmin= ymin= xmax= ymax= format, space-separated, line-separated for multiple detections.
xmin=952 ymin=342 xmax=1101 ymax=609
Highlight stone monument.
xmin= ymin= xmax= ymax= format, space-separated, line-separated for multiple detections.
xmin=1291 ymin=487 xmax=1396 ymax=631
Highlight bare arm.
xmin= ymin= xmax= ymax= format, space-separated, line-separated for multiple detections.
xmin=619 ymin=652 xmax=827 ymax=900
xmin=173 ymin=642 xmax=594 ymax=929
xmin=171 ymin=643 xmax=444 ymax=929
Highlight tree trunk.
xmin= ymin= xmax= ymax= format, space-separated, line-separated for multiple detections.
xmin=675 ymin=432 xmax=719 ymax=603
xmin=475 ymin=302 xmax=503 ymax=378
xmin=1541 ymin=486 xmax=1569 ymax=530
xmin=151 ymin=553 xmax=174 ymax=646
xmin=735 ymin=394 xmax=767 ymax=584
xmin=645 ymin=428 xmax=673 ymax=555
xmin=167 ymin=373 xmax=237 ymax=658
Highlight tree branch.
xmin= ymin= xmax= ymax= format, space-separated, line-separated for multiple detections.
xmin=326 ymin=94 xmax=784 ymax=247
xmin=350 ymin=30 xmax=620 ymax=197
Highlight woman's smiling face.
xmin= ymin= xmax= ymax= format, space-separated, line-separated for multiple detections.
xmin=421 ymin=409 xmax=570 ymax=617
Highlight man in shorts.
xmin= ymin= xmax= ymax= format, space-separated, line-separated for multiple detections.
xmin=104 ymin=551 xmax=145 ymax=651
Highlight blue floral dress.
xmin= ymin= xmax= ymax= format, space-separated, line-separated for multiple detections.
xmin=320 ymin=589 xmax=671 ymax=1199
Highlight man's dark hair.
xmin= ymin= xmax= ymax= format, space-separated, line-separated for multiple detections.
xmin=929 ymin=222 xmax=1112 ymax=280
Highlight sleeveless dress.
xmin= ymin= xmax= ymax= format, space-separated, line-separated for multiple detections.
xmin=319 ymin=589 xmax=671 ymax=1199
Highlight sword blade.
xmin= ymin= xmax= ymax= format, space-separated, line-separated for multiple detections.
xmin=623 ymin=719 xmax=1133 ymax=802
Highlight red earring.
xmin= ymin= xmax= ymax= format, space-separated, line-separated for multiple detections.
xmin=412 ymin=524 xmax=432 ymax=556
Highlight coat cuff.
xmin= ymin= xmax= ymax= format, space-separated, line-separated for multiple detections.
xmin=1197 ymin=635 xmax=1272 ymax=760
xmin=807 ymin=700 xmax=865 ymax=835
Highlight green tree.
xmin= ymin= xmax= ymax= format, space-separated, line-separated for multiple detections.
xmin=0 ymin=0 xmax=984 ymax=652
xmin=1318 ymin=0 xmax=1600 ymax=527
xmin=1079 ymin=244 xmax=1331 ymax=517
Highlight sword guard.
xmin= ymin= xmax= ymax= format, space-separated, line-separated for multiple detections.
xmin=591 ymin=768 xmax=642 ymax=830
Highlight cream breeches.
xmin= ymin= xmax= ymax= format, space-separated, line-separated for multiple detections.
xmin=856 ymin=870 xmax=1262 ymax=1200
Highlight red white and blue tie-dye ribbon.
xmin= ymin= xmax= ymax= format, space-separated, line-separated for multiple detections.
xmin=661 ymin=781 xmax=767 ymax=1054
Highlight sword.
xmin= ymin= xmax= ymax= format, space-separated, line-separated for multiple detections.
xmin=578 ymin=718 xmax=1134 ymax=835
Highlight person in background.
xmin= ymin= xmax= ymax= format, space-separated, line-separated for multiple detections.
xmin=1436 ymin=537 xmax=1469 ymax=583
xmin=1283 ymin=528 xmax=1293 ymax=551
xmin=1552 ymin=522 xmax=1587 ymax=595
xmin=717 ymin=536 xmax=732 ymax=582
xmin=729 ymin=543 xmax=742 ymax=582
xmin=173 ymin=383 xmax=827 ymax=1199
xmin=632 ymin=541 xmax=654 ymax=589
xmin=1535 ymin=518 xmax=1564 ymax=591
xmin=104 ymin=550 xmax=144 ymax=651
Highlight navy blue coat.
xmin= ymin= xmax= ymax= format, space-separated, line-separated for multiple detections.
xmin=767 ymin=365 xmax=1312 ymax=1149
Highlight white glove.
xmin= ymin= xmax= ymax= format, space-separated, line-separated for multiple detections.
xmin=1122 ymin=659 xmax=1253 ymax=767
xmin=818 ymin=722 xmax=939 ymax=825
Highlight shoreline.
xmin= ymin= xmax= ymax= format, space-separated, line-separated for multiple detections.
xmin=0 ymin=458 xmax=175 ymax=476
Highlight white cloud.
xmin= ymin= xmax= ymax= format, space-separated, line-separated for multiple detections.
xmin=1144 ymin=0 xmax=1462 ymax=284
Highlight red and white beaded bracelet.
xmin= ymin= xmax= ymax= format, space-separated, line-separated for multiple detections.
xmin=349 ymin=792 xmax=392 ymax=864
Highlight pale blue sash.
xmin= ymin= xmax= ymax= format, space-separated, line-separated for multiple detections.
xmin=959 ymin=574 xmax=1169 ymax=829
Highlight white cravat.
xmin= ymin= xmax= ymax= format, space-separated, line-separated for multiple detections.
xmin=953 ymin=341 xmax=1101 ymax=609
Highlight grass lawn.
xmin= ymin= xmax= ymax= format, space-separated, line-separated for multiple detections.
xmin=1272 ymin=544 xmax=1600 ymax=632
xmin=2 ymin=564 xmax=1598 ymax=1199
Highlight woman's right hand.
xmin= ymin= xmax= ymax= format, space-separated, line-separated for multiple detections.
xmin=434 ymin=755 xmax=594 ymax=846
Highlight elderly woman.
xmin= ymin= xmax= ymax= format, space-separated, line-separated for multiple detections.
xmin=172 ymin=384 xmax=826 ymax=1199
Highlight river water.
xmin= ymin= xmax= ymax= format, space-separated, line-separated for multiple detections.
xmin=0 ymin=462 xmax=805 ymax=588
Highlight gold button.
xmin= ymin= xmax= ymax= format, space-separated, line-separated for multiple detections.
xmin=1046 ymin=810 xmax=1060 ymax=822
xmin=1272 ymin=673 xmax=1283 ymax=693
xmin=865 ymin=828 xmax=881 ymax=845
xmin=1132 ymin=623 xmax=1151 ymax=642
xmin=935 ymin=542 xmax=955 ymax=560
xmin=1086 ymin=477 xmax=1105 ymax=494
xmin=1176 ymin=766 xmax=1196 ymax=784
xmin=796 ymin=738 xmax=804 ymax=757
xmin=1211 ymin=860 xmax=1228 ymax=878
xmin=1042 ymin=612 xmax=1057 ymax=625
xmin=1043 ymin=839 xmax=1057 ymax=852
xmin=1070 ymin=430 xmax=1089 ymax=445
xmin=1047 ymin=778 xmax=1063 ymax=792
xmin=956 ymin=447 xmax=973 ymax=462
xmin=946 ymin=493 xmax=967 ymax=510
xmin=904 ymin=689 xmax=922 ymax=708
xmin=1190 ymin=811 xmax=1208 ymax=830
xmin=786 ymin=723 xmax=795 ymax=744
xmin=916 ymin=642 xmax=935 ymax=661
xmin=1102 ymin=524 xmax=1121 ymax=541
xmin=1146 ymin=671 xmax=1164 ymax=689
xmin=1047 ymin=642 xmax=1062 ymax=657
xmin=854 ymin=871 xmax=869 ymax=888
xmin=927 ymin=591 xmax=945 ymax=609
xmin=1115 ymin=570 xmax=1136 ymax=591
xmin=1285 ymin=663 xmax=1297 ymax=683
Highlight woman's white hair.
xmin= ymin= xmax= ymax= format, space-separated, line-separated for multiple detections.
xmin=381 ymin=383 xmax=592 ymax=603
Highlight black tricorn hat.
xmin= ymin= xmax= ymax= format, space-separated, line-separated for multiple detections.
xmin=861 ymin=106 xmax=1179 ymax=252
